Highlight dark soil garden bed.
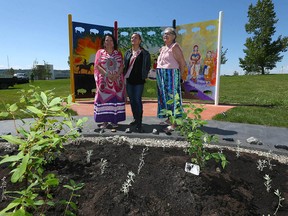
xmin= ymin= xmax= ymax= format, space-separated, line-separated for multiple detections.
xmin=1 ymin=137 xmax=287 ymax=215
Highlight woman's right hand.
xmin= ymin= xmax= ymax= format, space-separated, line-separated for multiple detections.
xmin=107 ymin=73 xmax=118 ymax=82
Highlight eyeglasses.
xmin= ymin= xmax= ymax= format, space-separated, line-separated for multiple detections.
xmin=164 ymin=32 xmax=173 ymax=36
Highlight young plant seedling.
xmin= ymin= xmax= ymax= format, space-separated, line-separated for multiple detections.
xmin=160 ymin=94 xmax=228 ymax=170
xmin=273 ymin=189 xmax=285 ymax=215
xmin=263 ymin=174 xmax=272 ymax=193
xmin=62 ymin=179 xmax=85 ymax=216
xmin=86 ymin=150 xmax=93 ymax=164
xmin=100 ymin=158 xmax=108 ymax=175
xmin=138 ymin=147 xmax=149 ymax=174
xmin=120 ymin=171 xmax=135 ymax=196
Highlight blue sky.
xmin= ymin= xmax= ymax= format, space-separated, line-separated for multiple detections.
xmin=0 ymin=0 xmax=287 ymax=75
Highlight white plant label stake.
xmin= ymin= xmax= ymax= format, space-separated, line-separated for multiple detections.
xmin=185 ymin=162 xmax=200 ymax=175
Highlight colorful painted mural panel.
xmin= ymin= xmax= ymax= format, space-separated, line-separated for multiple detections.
xmin=176 ymin=19 xmax=219 ymax=101
xmin=72 ymin=21 xmax=113 ymax=98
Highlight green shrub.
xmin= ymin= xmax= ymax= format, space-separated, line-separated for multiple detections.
xmin=0 ymin=86 xmax=87 ymax=215
xmin=162 ymin=94 xmax=228 ymax=169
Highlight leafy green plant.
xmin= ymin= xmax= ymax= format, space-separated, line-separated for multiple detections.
xmin=0 ymin=86 xmax=87 ymax=215
xmin=162 ymin=94 xmax=228 ymax=169
xmin=61 ymin=179 xmax=85 ymax=216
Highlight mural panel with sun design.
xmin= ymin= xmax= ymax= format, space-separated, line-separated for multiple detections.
xmin=72 ymin=21 xmax=113 ymax=98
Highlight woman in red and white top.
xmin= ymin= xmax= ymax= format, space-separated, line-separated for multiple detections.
xmin=94 ymin=34 xmax=126 ymax=129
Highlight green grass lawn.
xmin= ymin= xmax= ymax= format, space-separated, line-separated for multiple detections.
xmin=0 ymin=79 xmax=72 ymax=120
xmin=1 ymin=75 xmax=288 ymax=127
xmin=214 ymin=74 xmax=288 ymax=127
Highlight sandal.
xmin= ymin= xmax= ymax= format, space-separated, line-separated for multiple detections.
xmin=166 ymin=125 xmax=175 ymax=131
xmin=163 ymin=125 xmax=175 ymax=135
xmin=100 ymin=122 xmax=108 ymax=129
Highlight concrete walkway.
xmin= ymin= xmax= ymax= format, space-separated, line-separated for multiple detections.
xmin=1 ymin=100 xmax=288 ymax=157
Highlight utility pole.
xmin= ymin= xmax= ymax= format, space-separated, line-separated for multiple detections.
xmin=7 ymin=56 xmax=10 ymax=69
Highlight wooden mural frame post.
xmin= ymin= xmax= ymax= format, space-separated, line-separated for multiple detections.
xmin=215 ymin=11 xmax=223 ymax=105
xmin=68 ymin=14 xmax=75 ymax=102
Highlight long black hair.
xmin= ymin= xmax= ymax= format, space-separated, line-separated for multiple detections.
xmin=101 ymin=33 xmax=118 ymax=50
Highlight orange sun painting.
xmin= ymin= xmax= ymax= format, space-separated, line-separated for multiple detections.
xmin=73 ymin=37 xmax=102 ymax=74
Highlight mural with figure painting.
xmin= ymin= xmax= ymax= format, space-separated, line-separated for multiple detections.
xmin=176 ymin=19 xmax=219 ymax=101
